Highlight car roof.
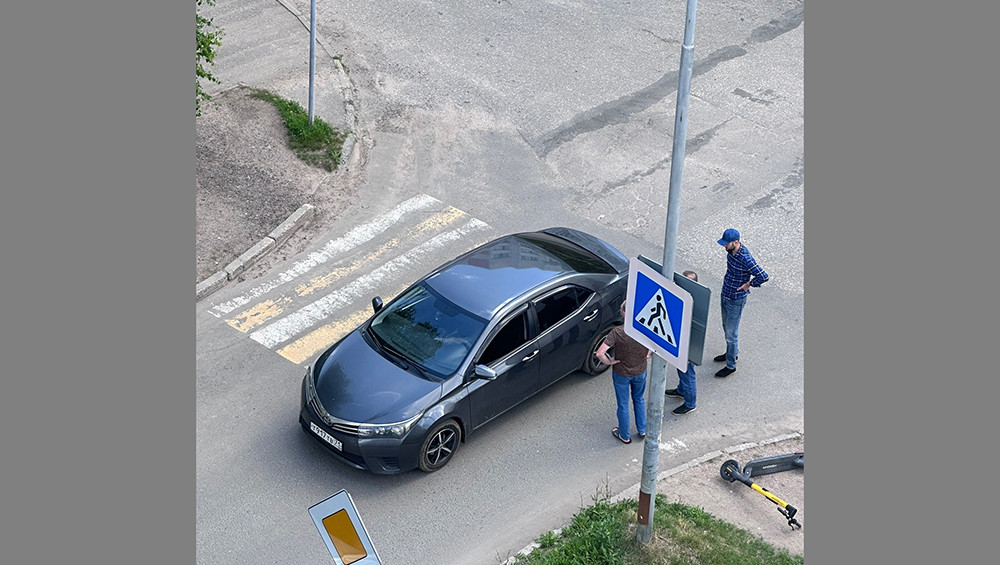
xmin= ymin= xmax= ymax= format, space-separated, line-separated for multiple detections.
xmin=423 ymin=231 xmax=612 ymax=320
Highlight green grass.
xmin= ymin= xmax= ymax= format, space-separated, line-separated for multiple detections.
xmin=508 ymin=489 xmax=802 ymax=565
xmin=250 ymin=88 xmax=349 ymax=172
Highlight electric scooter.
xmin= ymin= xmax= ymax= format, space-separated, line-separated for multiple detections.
xmin=720 ymin=451 xmax=803 ymax=530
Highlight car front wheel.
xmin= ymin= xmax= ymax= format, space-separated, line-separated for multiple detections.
xmin=583 ymin=325 xmax=615 ymax=375
xmin=418 ymin=419 xmax=461 ymax=472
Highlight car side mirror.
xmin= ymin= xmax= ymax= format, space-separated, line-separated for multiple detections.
xmin=474 ymin=365 xmax=497 ymax=381
xmin=372 ymin=296 xmax=383 ymax=313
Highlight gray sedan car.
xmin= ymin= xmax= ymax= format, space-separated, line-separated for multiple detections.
xmin=300 ymin=227 xmax=629 ymax=474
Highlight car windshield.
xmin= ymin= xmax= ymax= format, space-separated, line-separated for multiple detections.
xmin=369 ymin=283 xmax=487 ymax=378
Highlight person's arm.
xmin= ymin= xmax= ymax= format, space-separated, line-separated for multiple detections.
xmin=739 ymin=253 xmax=769 ymax=291
xmin=596 ymin=341 xmax=618 ymax=366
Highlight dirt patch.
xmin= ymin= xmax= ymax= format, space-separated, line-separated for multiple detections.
xmin=196 ymin=86 xmax=359 ymax=285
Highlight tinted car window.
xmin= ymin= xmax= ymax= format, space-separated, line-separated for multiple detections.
xmin=534 ymin=286 xmax=592 ymax=332
xmin=516 ymin=233 xmax=616 ymax=275
xmin=369 ymin=284 xmax=487 ymax=377
xmin=479 ymin=311 xmax=530 ymax=366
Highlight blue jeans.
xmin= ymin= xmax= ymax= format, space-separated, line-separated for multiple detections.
xmin=676 ymin=362 xmax=696 ymax=408
xmin=612 ymin=371 xmax=647 ymax=441
xmin=721 ymin=295 xmax=747 ymax=369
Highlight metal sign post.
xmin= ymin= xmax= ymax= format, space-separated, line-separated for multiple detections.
xmin=636 ymin=0 xmax=699 ymax=543
xmin=308 ymin=0 xmax=316 ymax=126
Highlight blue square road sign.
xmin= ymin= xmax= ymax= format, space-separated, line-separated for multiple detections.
xmin=624 ymin=258 xmax=693 ymax=370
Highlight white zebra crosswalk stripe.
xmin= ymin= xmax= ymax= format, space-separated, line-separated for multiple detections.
xmin=249 ymin=218 xmax=491 ymax=350
xmin=209 ymin=193 xmax=440 ymax=317
xmin=223 ymin=205 xmax=471 ymax=334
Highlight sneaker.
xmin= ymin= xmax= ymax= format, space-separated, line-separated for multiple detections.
xmin=715 ymin=366 xmax=736 ymax=378
xmin=665 ymin=388 xmax=683 ymax=398
xmin=672 ymin=404 xmax=696 ymax=415
xmin=637 ymin=433 xmax=646 ymax=439
xmin=713 ymin=354 xmax=737 ymax=363
xmin=612 ymin=427 xmax=631 ymax=444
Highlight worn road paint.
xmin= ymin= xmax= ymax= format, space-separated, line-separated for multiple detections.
xmin=209 ymin=194 xmax=440 ymax=316
xmin=293 ymin=206 xmax=468 ymax=298
xmin=250 ymin=219 xmax=490 ymax=349
xmin=276 ymin=296 xmax=398 ymax=365
xmin=225 ymin=297 xmax=293 ymax=333
xmin=227 ymin=207 xmax=470 ymax=334
xmin=658 ymin=437 xmax=689 ymax=453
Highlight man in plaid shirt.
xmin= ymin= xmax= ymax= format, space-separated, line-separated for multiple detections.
xmin=714 ymin=228 xmax=769 ymax=378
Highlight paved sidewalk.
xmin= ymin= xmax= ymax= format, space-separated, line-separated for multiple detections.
xmin=203 ymin=0 xmax=356 ymax=139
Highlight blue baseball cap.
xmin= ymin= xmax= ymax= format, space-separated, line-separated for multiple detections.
xmin=717 ymin=228 xmax=740 ymax=246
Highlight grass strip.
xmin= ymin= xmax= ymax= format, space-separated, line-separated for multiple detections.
xmin=510 ymin=490 xmax=802 ymax=565
xmin=250 ymin=88 xmax=349 ymax=172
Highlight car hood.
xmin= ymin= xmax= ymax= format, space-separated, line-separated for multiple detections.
xmin=314 ymin=329 xmax=443 ymax=424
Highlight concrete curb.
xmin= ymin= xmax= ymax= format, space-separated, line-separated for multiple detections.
xmin=197 ymin=204 xmax=316 ymax=301
xmin=502 ymin=431 xmax=804 ymax=564
xmin=224 ymin=236 xmax=277 ymax=281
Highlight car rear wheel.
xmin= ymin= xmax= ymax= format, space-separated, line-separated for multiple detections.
xmin=583 ymin=325 xmax=615 ymax=375
xmin=419 ymin=419 xmax=461 ymax=472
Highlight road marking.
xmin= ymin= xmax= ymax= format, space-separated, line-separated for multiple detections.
xmin=250 ymin=218 xmax=491 ymax=349
xmin=276 ymin=296 xmax=396 ymax=365
xmin=658 ymin=437 xmax=689 ymax=453
xmin=293 ymin=206 xmax=468 ymax=298
xmin=225 ymin=297 xmax=293 ymax=333
xmin=209 ymin=194 xmax=440 ymax=317
xmin=279 ymin=230 xmax=495 ymax=364
xmin=224 ymin=206 xmax=470 ymax=333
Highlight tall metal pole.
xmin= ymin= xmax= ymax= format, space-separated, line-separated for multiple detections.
xmin=636 ymin=0 xmax=698 ymax=543
xmin=308 ymin=0 xmax=317 ymax=126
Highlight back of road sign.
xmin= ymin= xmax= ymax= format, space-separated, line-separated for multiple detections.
xmin=309 ymin=490 xmax=382 ymax=565
xmin=637 ymin=255 xmax=710 ymax=366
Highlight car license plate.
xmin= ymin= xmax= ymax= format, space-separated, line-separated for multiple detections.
xmin=310 ymin=422 xmax=343 ymax=451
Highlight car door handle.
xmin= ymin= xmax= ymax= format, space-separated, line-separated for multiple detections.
xmin=583 ymin=308 xmax=599 ymax=322
xmin=522 ymin=350 xmax=539 ymax=362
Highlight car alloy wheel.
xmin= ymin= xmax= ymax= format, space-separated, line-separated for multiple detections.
xmin=419 ymin=419 xmax=461 ymax=472
xmin=583 ymin=325 xmax=615 ymax=375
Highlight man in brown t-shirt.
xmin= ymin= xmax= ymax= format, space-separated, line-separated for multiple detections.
xmin=596 ymin=303 xmax=652 ymax=444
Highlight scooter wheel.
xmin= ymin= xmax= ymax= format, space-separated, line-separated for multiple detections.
xmin=720 ymin=459 xmax=742 ymax=482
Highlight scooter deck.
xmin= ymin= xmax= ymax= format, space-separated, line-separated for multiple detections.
xmin=742 ymin=451 xmax=803 ymax=478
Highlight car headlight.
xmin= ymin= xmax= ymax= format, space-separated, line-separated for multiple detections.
xmin=357 ymin=413 xmax=423 ymax=439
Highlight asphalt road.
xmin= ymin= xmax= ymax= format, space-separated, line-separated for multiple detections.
xmin=197 ymin=1 xmax=803 ymax=563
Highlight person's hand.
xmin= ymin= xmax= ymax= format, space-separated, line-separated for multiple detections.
xmin=738 ymin=282 xmax=751 ymax=291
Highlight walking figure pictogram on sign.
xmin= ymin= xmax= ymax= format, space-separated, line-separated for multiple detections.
xmin=636 ymin=290 xmax=677 ymax=346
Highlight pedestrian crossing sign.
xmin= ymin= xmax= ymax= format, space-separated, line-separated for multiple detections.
xmin=624 ymin=257 xmax=693 ymax=370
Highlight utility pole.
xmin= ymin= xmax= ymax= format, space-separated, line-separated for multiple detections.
xmin=308 ymin=0 xmax=317 ymax=125
xmin=636 ymin=0 xmax=698 ymax=543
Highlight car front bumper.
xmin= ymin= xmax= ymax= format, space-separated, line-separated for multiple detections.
xmin=299 ymin=376 xmax=423 ymax=475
